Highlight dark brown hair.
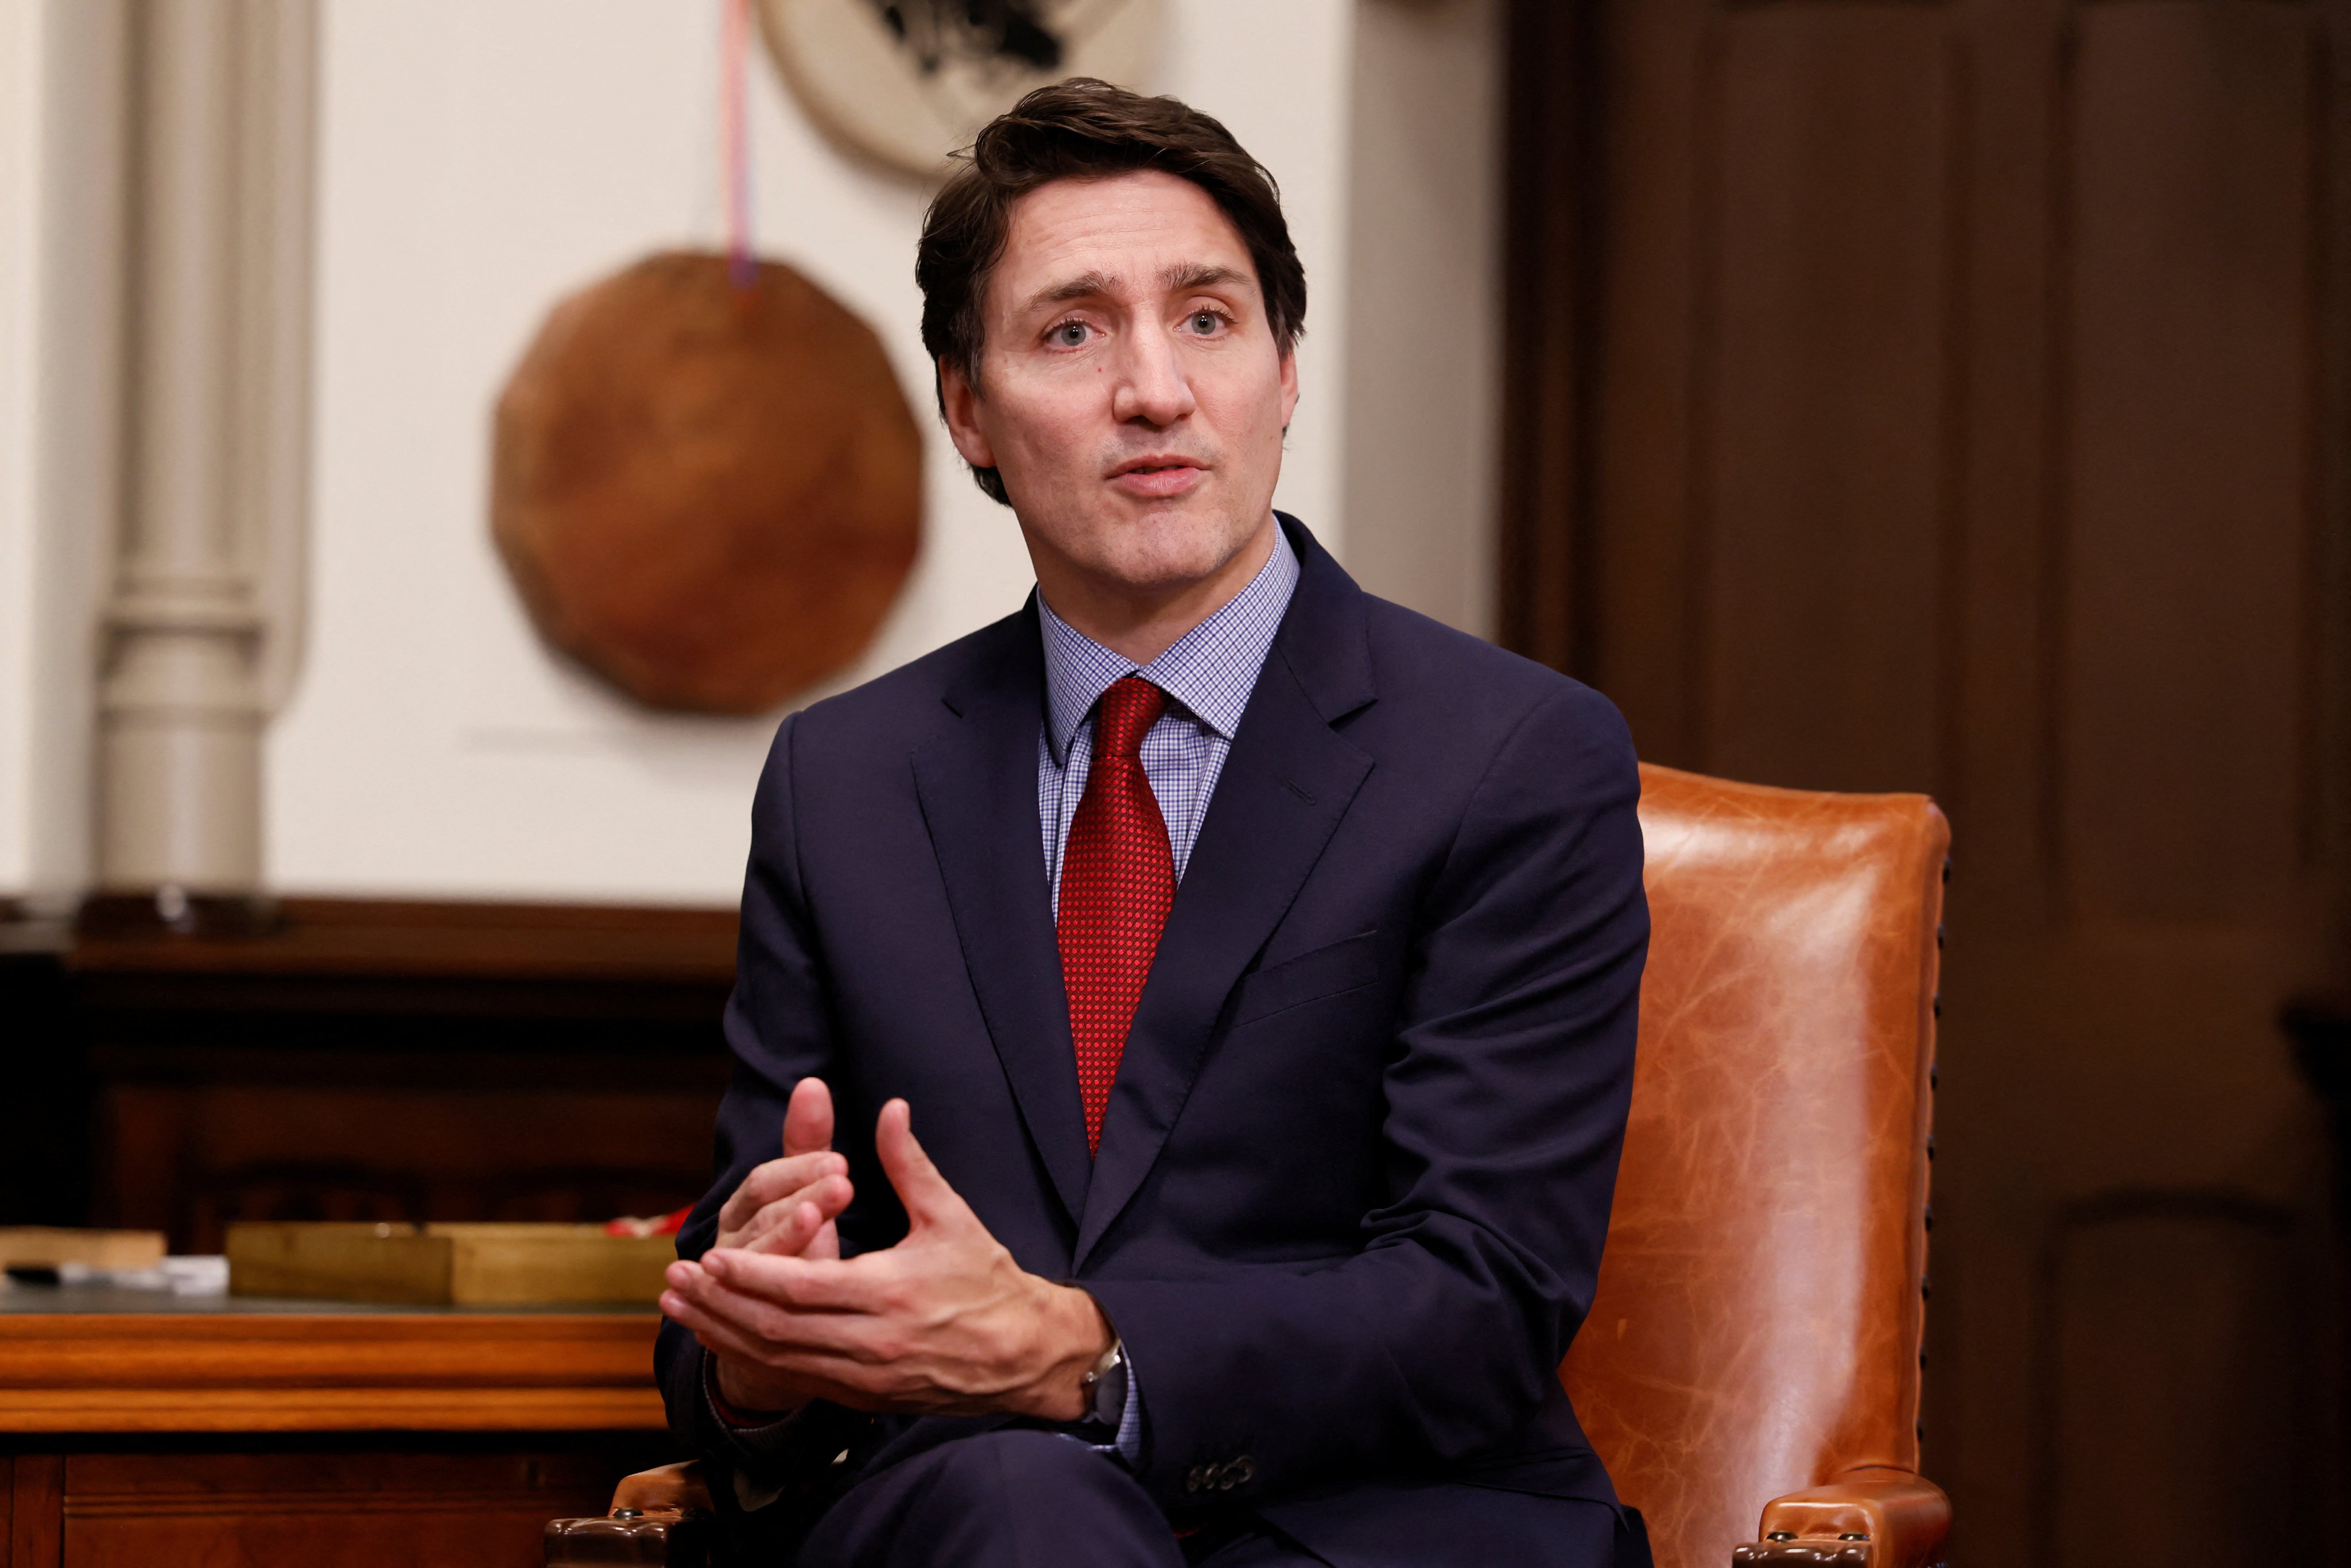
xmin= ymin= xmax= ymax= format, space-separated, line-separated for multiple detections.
xmin=917 ymin=77 xmax=1308 ymax=504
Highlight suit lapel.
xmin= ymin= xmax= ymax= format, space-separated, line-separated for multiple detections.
xmin=911 ymin=608 xmax=1093 ymax=1226
xmin=1074 ymin=526 xmax=1378 ymax=1268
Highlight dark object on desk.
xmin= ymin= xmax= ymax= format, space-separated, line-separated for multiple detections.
xmin=0 ymin=1228 xmax=166 ymax=1271
xmin=0 ymin=898 xmax=736 ymax=1253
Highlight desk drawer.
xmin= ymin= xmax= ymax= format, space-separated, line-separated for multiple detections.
xmin=7 ymin=1449 xmax=641 ymax=1568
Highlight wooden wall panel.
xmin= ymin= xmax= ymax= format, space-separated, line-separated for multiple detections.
xmin=3 ymin=896 xmax=743 ymax=1253
xmin=1697 ymin=5 xmax=1960 ymax=794
xmin=1500 ymin=0 xmax=1597 ymax=669
xmin=2043 ymin=1199 xmax=2314 ymax=1568
xmin=1527 ymin=1 xmax=2351 ymax=1565
xmin=1588 ymin=0 xmax=1708 ymax=759
xmin=104 ymin=1082 xmax=723 ymax=1253
xmin=2055 ymin=3 xmax=2325 ymax=921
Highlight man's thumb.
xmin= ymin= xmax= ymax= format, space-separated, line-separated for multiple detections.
xmin=783 ymin=1076 xmax=835 ymax=1159
xmin=875 ymin=1099 xmax=961 ymax=1229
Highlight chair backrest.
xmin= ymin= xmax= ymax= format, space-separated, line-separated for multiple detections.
xmin=1561 ymin=764 xmax=1947 ymax=1568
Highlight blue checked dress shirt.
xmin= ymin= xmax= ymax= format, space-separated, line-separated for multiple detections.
xmin=1037 ymin=527 xmax=1302 ymax=913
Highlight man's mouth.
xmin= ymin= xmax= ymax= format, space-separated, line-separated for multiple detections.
xmin=1109 ymin=456 xmax=1207 ymax=499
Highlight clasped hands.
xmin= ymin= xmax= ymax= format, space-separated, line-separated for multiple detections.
xmin=660 ymin=1077 xmax=1112 ymax=1423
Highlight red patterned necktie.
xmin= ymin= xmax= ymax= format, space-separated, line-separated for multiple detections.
xmin=1058 ymin=676 xmax=1176 ymax=1157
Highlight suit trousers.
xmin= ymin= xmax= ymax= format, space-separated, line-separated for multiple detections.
xmin=788 ymin=1429 xmax=1627 ymax=1568
xmin=790 ymin=1430 xmax=1308 ymax=1567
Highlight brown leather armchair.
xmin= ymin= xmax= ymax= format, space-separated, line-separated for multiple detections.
xmin=1569 ymin=764 xmax=1950 ymax=1568
xmin=550 ymin=764 xmax=1952 ymax=1568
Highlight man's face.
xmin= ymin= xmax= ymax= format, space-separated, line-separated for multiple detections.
xmin=941 ymin=170 xmax=1299 ymax=602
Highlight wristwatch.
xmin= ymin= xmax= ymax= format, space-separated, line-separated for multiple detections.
xmin=1078 ymin=1337 xmax=1128 ymax=1431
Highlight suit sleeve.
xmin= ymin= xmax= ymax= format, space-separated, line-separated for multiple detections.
xmin=655 ymin=712 xmax=869 ymax=1484
xmin=1085 ymin=684 xmax=1648 ymax=1507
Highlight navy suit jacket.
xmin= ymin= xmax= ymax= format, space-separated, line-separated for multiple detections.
xmin=658 ymin=518 xmax=1649 ymax=1562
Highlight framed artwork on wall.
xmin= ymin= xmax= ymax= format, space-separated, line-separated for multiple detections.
xmin=758 ymin=0 xmax=1163 ymax=176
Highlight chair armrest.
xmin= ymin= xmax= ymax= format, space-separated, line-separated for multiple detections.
xmin=1731 ymin=1469 xmax=1950 ymax=1568
xmin=612 ymin=1462 xmax=715 ymax=1515
xmin=545 ymin=1462 xmax=715 ymax=1567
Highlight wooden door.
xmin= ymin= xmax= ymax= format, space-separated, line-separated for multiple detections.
xmin=1506 ymin=3 xmax=2351 ymax=1565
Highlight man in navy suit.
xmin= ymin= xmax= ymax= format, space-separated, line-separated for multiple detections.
xmin=655 ymin=78 xmax=1649 ymax=1567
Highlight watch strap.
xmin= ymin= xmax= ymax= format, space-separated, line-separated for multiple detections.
xmin=1078 ymin=1337 xmax=1127 ymax=1429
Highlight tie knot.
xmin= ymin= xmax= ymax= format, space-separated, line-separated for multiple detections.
xmin=1094 ymin=676 xmax=1165 ymax=762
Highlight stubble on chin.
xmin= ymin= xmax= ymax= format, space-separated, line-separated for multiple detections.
xmin=1081 ymin=502 xmax=1264 ymax=596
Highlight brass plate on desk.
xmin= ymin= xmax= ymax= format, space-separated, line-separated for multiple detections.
xmin=227 ymin=1224 xmax=676 ymax=1307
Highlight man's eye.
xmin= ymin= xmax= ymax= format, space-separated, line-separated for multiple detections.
xmin=1052 ymin=321 xmax=1089 ymax=347
xmin=1189 ymin=311 xmax=1221 ymax=334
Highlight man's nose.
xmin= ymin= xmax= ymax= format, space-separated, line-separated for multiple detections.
xmin=1111 ymin=325 xmax=1198 ymax=427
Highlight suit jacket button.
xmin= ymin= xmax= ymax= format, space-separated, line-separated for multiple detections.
xmin=1230 ymin=1458 xmax=1255 ymax=1487
xmin=1185 ymin=1465 xmax=1206 ymax=1494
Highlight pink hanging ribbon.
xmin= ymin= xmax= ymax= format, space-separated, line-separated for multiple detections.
xmin=721 ymin=0 xmax=756 ymax=290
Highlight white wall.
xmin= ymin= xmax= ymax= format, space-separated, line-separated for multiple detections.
xmin=0 ymin=0 xmax=1504 ymax=913
xmin=265 ymin=0 xmax=1359 ymax=905
xmin=1342 ymin=0 xmax=1502 ymax=639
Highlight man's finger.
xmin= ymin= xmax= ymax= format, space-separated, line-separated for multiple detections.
xmin=661 ymin=1289 xmax=897 ymax=1414
xmin=658 ymin=1285 xmax=848 ymax=1395
xmin=663 ymin=1262 xmax=810 ymax=1345
xmin=716 ymin=1151 xmax=848 ymax=1239
xmin=696 ymin=1245 xmax=895 ymax=1315
xmin=662 ymin=1260 xmax=819 ymax=1352
xmin=666 ymin=1257 xmax=897 ymax=1361
xmin=783 ymin=1076 xmax=835 ymax=1159
xmin=873 ymin=1099 xmax=975 ymax=1233
xmin=739 ymin=1198 xmax=831 ymax=1258
xmin=735 ymin=1173 xmax=854 ymax=1251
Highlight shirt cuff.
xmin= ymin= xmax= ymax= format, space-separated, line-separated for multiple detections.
xmin=703 ymin=1352 xmax=798 ymax=1432
xmin=1114 ymin=1348 xmax=1145 ymax=1465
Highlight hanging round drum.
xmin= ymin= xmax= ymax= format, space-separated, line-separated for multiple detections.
xmin=758 ymin=0 xmax=1164 ymax=177
xmin=491 ymin=251 xmax=922 ymax=715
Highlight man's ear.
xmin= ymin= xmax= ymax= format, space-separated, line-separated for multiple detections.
xmin=1278 ymin=346 xmax=1300 ymax=432
xmin=938 ymin=358 xmax=999 ymax=472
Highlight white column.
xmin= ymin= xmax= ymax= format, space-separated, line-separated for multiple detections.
xmin=0 ymin=0 xmax=47 ymax=918
xmin=95 ymin=0 xmax=313 ymax=925
xmin=0 ymin=0 xmax=129 ymax=933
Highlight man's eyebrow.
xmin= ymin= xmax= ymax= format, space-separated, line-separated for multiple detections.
xmin=1019 ymin=270 xmax=1120 ymax=316
xmin=1162 ymin=262 xmax=1252 ymax=294
xmin=1016 ymin=262 xmax=1256 ymax=318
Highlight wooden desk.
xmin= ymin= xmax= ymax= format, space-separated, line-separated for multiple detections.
xmin=1 ymin=1289 xmax=675 ymax=1568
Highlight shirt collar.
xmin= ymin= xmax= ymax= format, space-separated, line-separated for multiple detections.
xmin=1037 ymin=524 xmax=1301 ymax=763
